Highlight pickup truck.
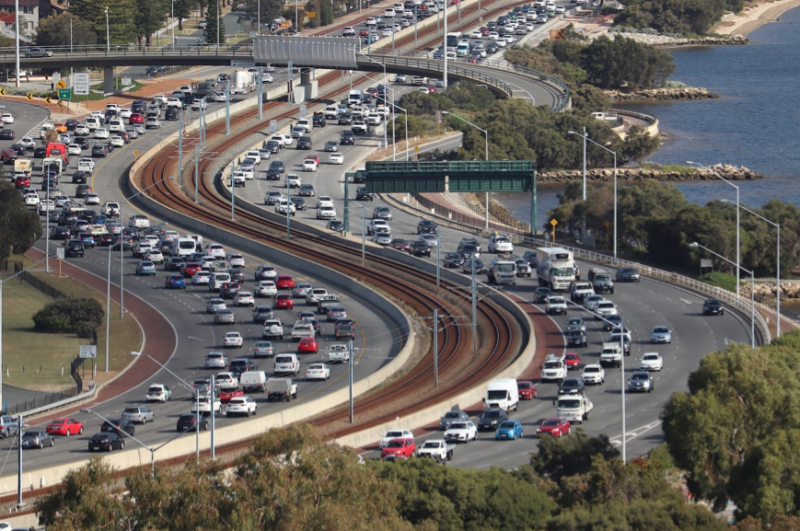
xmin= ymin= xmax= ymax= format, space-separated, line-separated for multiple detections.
xmin=555 ymin=394 xmax=593 ymax=423
xmin=266 ymin=378 xmax=297 ymax=402
xmin=417 ymin=439 xmax=454 ymax=462
xmin=599 ymin=342 xmax=623 ymax=368
xmin=102 ymin=202 xmax=120 ymax=217
xmin=327 ymin=344 xmax=350 ymax=363
xmin=291 ymin=320 xmax=315 ymax=340
xmin=588 ymin=267 xmax=615 ymax=294
xmin=351 ymin=121 xmax=369 ymax=135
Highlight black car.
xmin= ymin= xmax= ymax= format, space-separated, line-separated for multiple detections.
xmin=76 ymin=184 xmax=92 ymax=198
xmin=229 ymin=358 xmax=255 ymax=377
xmin=227 ymin=268 xmax=245 ymax=283
xmin=96 ymin=233 xmax=114 ymax=246
xmin=417 ymin=219 xmax=438 ymax=234
xmin=91 ymin=145 xmax=107 ymax=158
xmin=312 ymin=112 xmax=326 ymax=127
xmin=297 ymin=136 xmax=313 ymax=150
xmin=88 ymin=432 xmax=125 ymax=452
xmin=410 ymin=241 xmax=432 ymax=257
xmin=558 ymin=378 xmax=586 ymax=396
xmin=71 ymin=171 xmax=89 ymax=184
xmin=220 ymin=282 xmax=241 ymax=299
xmin=340 ymin=130 xmax=356 ymax=145
xmin=0 ymin=129 xmax=14 ymax=140
xmin=165 ymin=256 xmax=186 ymax=271
xmin=165 ymin=107 xmax=179 ymax=121
xmin=616 ymin=266 xmax=640 ymax=282
xmin=33 ymin=146 xmax=47 ymax=158
xmin=176 ymin=413 xmax=209 ymax=432
xmin=534 ymin=287 xmax=553 ymax=303
xmin=264 ymin=140 xmax=281 ymax=154
xmin=74 ymin=137 xmax=90 ymax=148
xmin=327 ymin=220 xmax=344 ymax=232
xmin=356 ymin=187 xmax=373 ymax=201
xmin=478 ymin=409 xmax=508 ymax=431
xmin=703 ymin=298 xmax=724 ymax=316
xmin=567 ymin=330 xmax=588 ymax=348
xmin=101 ymin=418 xmax=135 ymax=437
xmin=65 ymin=119 xmax=79 ymax=131
xmin=443 ymin=252 xmax=464 ymax=268
xmin=10 ymin=144 xmax=25 ymax=156
xmin=486 ymin=42 xmax=499 ymax=54
xmin=253 ymin=306 xmax=274 ymax=322
xmin=338 ymin=113 xmax=353 ymax=126
xmin=290 ymin=196 xmax=307 ymax=210
xmin=51 ymin=226 xmax=71 ymax=240
xmin=66 ymin=239 xmax=85 ymax=257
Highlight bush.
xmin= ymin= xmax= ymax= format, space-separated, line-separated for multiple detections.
xmin=33 ymin=298 xmax=104 ymax=338
xmin=698 ymin=271 xmax=737 ymax=293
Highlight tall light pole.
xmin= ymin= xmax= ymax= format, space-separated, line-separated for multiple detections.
xmin=216 ymin=0 xmax=220 ymax=48
xmin=105 ymin=7 xmax=110 ymax=52
xmin=171 ymin=0 xmax=176 ymax=50
xmin=688 ymin=161 xmax=740 ymax=295
xmin=689 ymin=242 xmax=755 ymax=349
xmin=257 ymin=0 xmax=261 ymax=35
xmin=571 ymin=131 xmax=617 ymax=259
xmin=568 ymin=129 xmax=588 ymax=243
xmin=13 ymin=0 xmax=19 ymax=88
xmin=725 ymin=201 xmax=781 ymax=337
xmin=442 ymin=111 xmax=489 ymax=231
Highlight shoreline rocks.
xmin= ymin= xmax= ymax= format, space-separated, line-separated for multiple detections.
xmin=609 ymin=29 xmax=750 ymax=47
xmin=539 ymin=163 xmax=765 ymax=183
xmin=604 ymin=87 xmax=719 ymax=102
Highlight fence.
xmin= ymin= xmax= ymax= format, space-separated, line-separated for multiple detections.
xmin=5 ymin=386 xmax=81 ymax=416
xmin=17 ymin=271 xmax=68 ymax=301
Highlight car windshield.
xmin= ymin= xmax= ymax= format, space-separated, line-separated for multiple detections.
xmin=481 ymin=410 xmax=502 ymax=419
xmin=542 ymin=419 xmax=561 ymax=426
xmin=562 ymin=380 xmax=580 ymax=388
xmin=706 ymin=300 xmax=721 ymax=307
xmin=444 ymin=412 xmax=461 ymax=419
xmin=559 ymin=399 xmax=581 ymax=408
xmin=450 ymin=423 xmax=467 ymax=430
xmin=632 ymin=373 xmax=648 ymax=380
xmin=584 ymin=367 xmax=600 ymax=374
xmin=386 ymin=440 xmax=405 ymax=448
xmin=147 ymin=387 xmax=162 ymax=393
xmin=422 ymin=441 xmax=439 ymax=449
xmin=653 ymin=327 xmax=669 ymax=333
xmin=498 ymin=421 xmax=515 ymax=429
xmin=518 ymin=382 xmax=531 ymax=389
xmin=275 ymin=356 xmax=293 ymax=363
xmin=644 ymin=355 xmax=659 ymax=361
xmin=544 ymin=361 xmax=561 ymax=369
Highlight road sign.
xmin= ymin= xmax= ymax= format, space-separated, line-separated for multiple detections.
xmin=73 ymin=73 xmax=90 ymax=95
xmin=79 ymin=345 xmax=97 ymax=359
xmin=26 ymin=93 xmax=33 ymax=101
xmin=0 ymin=88 xmax=5 ymax=96
xmin=414 ymin=146 xmax=420 ymax=152
xmin=550 ymin=219 xmax=558 ymax=226
xmin=307 ymin=11 xmax=316 ymax=17
xmin=604 ymin=220 xmax=611 ymax=228
xmin=56 ymin=79 xmax=67 ymax=89
xmin=58 ymin=88 xmax=71 ymax=100
xmin=57 ymin=101 xmax=64 ymax=107
xmin=56 ymin=247 xmax=64 ymax=260
xmin=122 ymin=78 xmax=131 ymax=87
xmin=45 ymin=97 xmax=52 ymax=104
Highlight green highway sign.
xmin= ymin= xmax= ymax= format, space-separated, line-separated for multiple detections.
xmin=58 ymin=88 xmax=71 ymax=100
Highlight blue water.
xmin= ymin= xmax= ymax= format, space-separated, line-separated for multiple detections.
xmin=497 ymin=7 xmax=800 ymax=224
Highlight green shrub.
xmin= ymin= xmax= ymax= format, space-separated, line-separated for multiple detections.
xmin=698 ymin=271 xmax=738 ymax=293
xmin=33 ymin=298 xmax=103 ymax=338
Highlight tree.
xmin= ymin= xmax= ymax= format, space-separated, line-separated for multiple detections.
xmin=304 ymin=0 xmax=320 ymax=28
xmin=204 ymin=0 xmax=226 ymax=44
xmin=238 ymin=0 xmax=284 ymax=31
xmin=35 ymin=13 xmax=98 ymax=47
xmin=33 ymin=298 xmax=104 ymax=338
xmin=319 ymin=0 xmax=334 ymax=25
xmin=615 ymin=0 xmax=744 ymax=35
xmin=580 ymin=35 xmax=675 ymax=90
xmin=135 ymin=0 xmax=171 ymax=47
xmin=70 ymin=0 xmax=137 ymax=45
xmin=0 ymin=181 xmax=43 ymax=262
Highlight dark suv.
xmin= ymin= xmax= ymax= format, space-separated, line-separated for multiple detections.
xmin=566 ymin=330 xmax=588 ymax=348
xmin=340 ymin=130 xmax=356 ymax=145
xmin=417 ymin=219 xmax=438 ymax=234
xmin=229 ymin=358 xmax=255 ymax=377
xmin=558 ymin=378 xmax=586 ymax=396
xmin=410 ymin=240 xmax=431 ymax=257
xmin=297 ymin=136 xmax=313 ymax=150
xmin=312 ymin=112 xmax=326 ymax=127
xmin=703 ymin=298 xmax=724 ymax=316
xmin=355 ymin=187 xmax=373 ymax=201
xmin=478 ymin=409 xmax=508 ymax=431
xmin=66 ymin=239 xmax=85 ymax=257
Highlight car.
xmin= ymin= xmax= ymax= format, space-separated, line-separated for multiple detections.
xmin=703 ymin=298 xmax=724 ymax=315
xmin=213 ymin=309 xmax=235 ymax=325
xmin=145 ymin=383 xmax=172 ymax=403
xmin=46 ymin=418 xmax=84 ymax=437
xmin=294 ymin=336 xmax=317 ymax=354
xmin=381 ymin=438 xmax=416 ymax=460
xmin=176 ymin=413 xmax=208 ymax=432
xmin=566 ymin=317 xmax=586 ymax=333
xmin=558 ymin=377 xmax=586 ymax=396
xmin=276 ymin=275 xmax=295 ymax=289
xmin=255 ymin=280 xmax=278 ymax=298
xmin=340 ymin=130 xmax=356 ymax=145
xmin=444 ymin=421 xmax=478 ymax=443
xmin=236 ymin=291 xmax=255 ymax=307
xmin=303 ymin=362 xmax=329 ymax=381
xmin=253 ymin=306 xmax=274 ymax=324
xmin=566 ymin=329 xmax=588 ymax=348
xmin=136 ymin=261 xmax=157 ymax=276
xmin=380 ymin=429 xmax=414 ymax=448
xmin=534 ymin=287 xmax=553 ymax=303
xmin=438 ymin=410 xmax=470 ymax=430
xmin=537 ymin=417 xmax=571 ymax=438
xmin=650 ymin=325 xmax=672 ymax=344
xmin=226 ymin=397 xmax=257 ymax=417
xmin=478 ymin=408 xmax=508 ymax=431
xmin=494 ymin=420 xmax=524 ymax=440
xmin=628 ymin=370 xmax=655 ymax=392
xmin=204 ymin=352 xmax=228 ymax=369
xmin=145 ymin=117 xmax=162 ymax=129
xmin=640 ymin=352 xmax=664 ymax=371
xmin=372 ymin=206 xmax=393 ymax=220
xmin=93 ymin=127 xmax=110 ymax=139
xmin=564 ymin=353 xmax=583 ymax=370
xmin=328 ymin=152 xmax=344 ymax=165
xmin=88 ymin=431 xmax=125 ymax=451
xmin=372 ymin=232 xmax=392 ymax=245
xmin=101 ymin=417 xmax=136 ymax=436
xmin=546 ymin=296 xmax=567 ymax=315
xmin=249 ymin=340 xmax=274 ymax=358
xmin=326 ymin=306 xmax=347 ymax=322
xmin=223 ymin=332 xmax=244 ymax=348
xmin=275 ymin=293 xmax=294 ymax=309
xmin=164 ymin=274 xmax=186 ymax=289
xmin=122 ymin=405 xmax=155 ymax=424
xmin=616 ymin=266 xmax=641 ymax=282
xmin=595 ymin=300 xmax=618 ymax=319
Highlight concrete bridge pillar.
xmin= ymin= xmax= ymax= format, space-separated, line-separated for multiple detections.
xmin=104 ymin=66 xmax=114 ymax=95
xmin=294 ymin=67 xmax=318 ymax=102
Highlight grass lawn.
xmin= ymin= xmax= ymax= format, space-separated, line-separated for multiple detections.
xmin=2 ymin=255 xmax=143 ymax=390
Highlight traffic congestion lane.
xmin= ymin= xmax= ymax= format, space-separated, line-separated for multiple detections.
xmin=0 ymin=100 xmax=50 ymax=151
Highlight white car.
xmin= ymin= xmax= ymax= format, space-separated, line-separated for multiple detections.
xmin=367 ymin=219 xmax=390 ymax=235
xmin=204 ymin=352 xmax=228 ymax=369
xmin=223 ymin=332 xmax=244 ymax=348
xmin=145 ymin=249 xmax=164 ymax=264
xmin=316 ymin=206 xmax=336 ymax=220
xmin=236 ymin=291 xmax=255 ymax=307
xmin=24 ymin=193 xmax=40 ymax=207
xmin=640 ymin=352 xmax=664 ymax=371
xmin=471 ymin=30 xmax=482 ymax=39
xmin=145 ymin=383 xmax=171 ymax=403
xmin=83 ymin=193 xmax=100 ymax=206
xmin=255 ymin=280 xmax=278 ymax=297
xmin=191 ymin=396 xmax=221 ymax=414
xmin=650 ymin=325 xmax=672 ymax=343
xmin=372 ymin=233 xmax=392 ymax=245
xmin=305 ymin=363 xmax=330 ymax=381
xmin=215 ymin=372 xmax=239 ymax=390
xmin=74 ymin=124 xmax=90 ymax=136
xmin=584 ymin=295 xmax=604 ymax=311
xmin=38 ymin=200 xmax=55 ymax=214
xmin=581 ymin=363 xmax=605 ymax=385
xmin=546 ymin=296 xmax=568 ymax=315
xmin=302 ymin=159 xmax=318 ymax=172
xmin=227 ymin=253 xmax=245 ymax=268
xmin=380 ymin=429 xmax=414 ymax=448
xmin=316 ymin=196 xmax=334 ymax=209
xmin=19 ymin=136 xmax=35 ymax=149
xmin=79 ymin=157 xmax=95 ymax=171
xmin=206 ymin=243 xmax=226 ymax=258
xmin=286 ymin=174 xmax=301 ymax=187
xmin=119 ymin=108 xmax=132 ymax=119
xmin=294 ymin=282 xmax=313 ymax=298
xmin=166 ymin=98 xmax=182 ymax=108
xmin=110 ymin=135 xmax=125 ymax=147
xmin=54 ymin=195 xmax=70 ymax=208
xmin=226 ymin=397 xmax=257 ymax=417
xmin=192 ymin=271 xmax=211 ymax=285
xmin=129 ymin=215 xmax=150 ymax=229
xmin=488 ymin=234 xmax=514 ymax=253
xmin=255 ymin=265 xmax=278 ymax=280
xmin=595 ymin=300 xmax=618 ymax=319
xmin=443 ymin=421 xmax=478 ymax=443
xmin=67 ymin=144 xmax=82 ymax=155
xmin=328 ymin=152 xmax=344 ymax=165
xmin=275 ymin=199 xmax=296 ymax=215
xmin=384 ymin=8 xmax=396 ymax=16
xmin=94 ymin=128 xmax=109 ymax=139
xmin=245 ymin=150 xmax=261 ymax=165
xmin=1 ymin=112 xmax=14 ymax=124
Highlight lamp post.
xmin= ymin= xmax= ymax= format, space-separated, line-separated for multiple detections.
xmin=129 ymin=351 xmax=206 ymax=464
xmin=216 ymin=0 xmax=220 ymax=48
xmin=105 ymin=7 xmax=110 ymax=52
xmin=119 ymin=177 xmax=175 ymax=319
xmin=689 ymin=242 xmax=755 ymax=348
xmin=442 ymin=111 xmax=489 ymax=231
xmin=171 ymin=0 xmax=175 ymax=50
xmin=688 ymin=161 xmax=740 ymax=295
xmin=567 ymin=129 xmax=589 ymax=243
xmin=1 ymin=258 xmax=48 ymax=408
xmin=726 ymin=201 xmax=781 ymax=337
xmin=362 ymin=57 xmax=389 ymax=152
xmin=570 ymin=131 xmax=617 ymax=259
xmin=13 ymin=0 xmax=19 ymax=88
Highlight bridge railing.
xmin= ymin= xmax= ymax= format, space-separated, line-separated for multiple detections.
xmin=0 ymin=43 xmax=255 ymax=60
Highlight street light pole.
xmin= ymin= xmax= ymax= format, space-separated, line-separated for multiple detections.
xmin=13 ymin=0 xmax=19 ymax=88
xmin=105 ymin=7 xmax=110 ymax=52
xmin=573 ymin=132 xmax=618 ymax=258
xmin=171 ymin=0 xmax=175 ymax=50
xmin=443 ymin=111 xmax=489 ymax=231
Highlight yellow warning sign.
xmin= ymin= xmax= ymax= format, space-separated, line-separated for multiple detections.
xmin=56 ymin=79 xmax=67 ymax=89
xmin=26 ymin=93 xmax=33 ymax=100
xmin=306 ymin=11 xmax=316 ymax=17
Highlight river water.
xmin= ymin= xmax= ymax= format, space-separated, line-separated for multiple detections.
xmin=496 ymin=7 xmax=800 ymax=225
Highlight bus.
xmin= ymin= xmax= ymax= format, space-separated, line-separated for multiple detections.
xmin=446 ymin=32 xmax=462 ymax=47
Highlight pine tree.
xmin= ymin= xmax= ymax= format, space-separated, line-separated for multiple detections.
xmin=204 ymin=0 xmax=225 ymax=44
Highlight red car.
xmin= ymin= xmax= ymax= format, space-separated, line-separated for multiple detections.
xmin=359 ymin=29 xmax=370 ymax=37
xmin=14 ymin=176 xmax=30 ymax=189
xmin=46 ymin=418 xmax=84 ymax=437
xmin=219 ymin=388 xmax=244 ymax=403
xmin=1 ymin=148 xmax=17 ymax=164
xmin=479 ymin=26 xmax=489 ymax=34
xmin=380 ymin=438 xmax=415 ymax=459
xmin=297 ymin=336 xmax=319 ymax=353
xmin=182 ymin=262 xmax=202 ymax=278
xmin=129 ymin=113 xmax=145 ymax=124
xmin=390 ymin=239 xmax=411 ymax=252
xmin=564 ymin=353 xmax=582 ymax=370
xmin=536 ymin=417 xmax=571 ymax=438
xmin=305 ymin=154 xmax=320 ymax=165
xmin=517 ymin=380 xmax=537 ymax=400
xmin=276 ymin=275 xmax=295 ymax=289
xmin=275 ymin=294 xmax=294 ymax=309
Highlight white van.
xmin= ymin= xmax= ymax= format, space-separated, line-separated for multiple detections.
xmin=483 ymin=378 xmax=519 ymax=412
xmin=240 ymin=371 xmax=268 ymax=393
xmin=274 ymin=353 xmax=300 ymax=375
xmin=171 ymin=237 xmax=197 ymax=257
xmin=108 ymin=119 xmax=124 ymax=132
xmin=85 ymin=117 xmax=101 ymax=131
xmin=210 ymin=272 xmax=232 ymax=291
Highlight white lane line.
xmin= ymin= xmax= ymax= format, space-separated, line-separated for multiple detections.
xmin=680 ymin=298 xmax=694 ymax=305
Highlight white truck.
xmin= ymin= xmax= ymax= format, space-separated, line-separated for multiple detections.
xmin=266 ymin=378 xmax=298 ymax=402
xmin=348 ymin=89 xmax=363 ymax=105
xmin=240 ymin=370 xmax=268 ymax=393
xmin=231 ymin=70 xmax=255 ymax=94
xmin=483 ymin=378 xmax=519 ymax=412
xmin=487 ymin=260 xmax=517 ymax=285
xmin=599 ymin=342 xmax=623 ymax=368
xmin=541 ymin=353 xmax=567 ymax=383
xmin=417 ymin=439 xmax=454 ymax=462
xmin=102 ymin=202 xmax=121 ymax=218
xmin=291 ymin=321 xmax=315 ymax=340
xmin=555 ymin=394 xmax=594 ymax=423
xmin=569 ymin=281 xmax=595 ymax=303
xmin=327 ymin=344 xmax=350 ymax=363
xmin=536 ymin=247 xmax=576 ymax=291
xmin=324 ymin=105 xmax=339 ymax=119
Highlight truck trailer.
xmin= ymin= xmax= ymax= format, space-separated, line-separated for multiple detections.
xmin=536 ymin=247 xmax=576 ymax=291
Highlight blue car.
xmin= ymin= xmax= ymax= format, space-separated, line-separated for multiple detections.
xmin=135 ymin=260 xmax=156 ymax=276
xmin=165 ymin=274 xmax=186 ymax=289
xmin=494 ymin=420 xmax=524 ymax=440
xmin=79 ymin=233 xmax=96 ymax=248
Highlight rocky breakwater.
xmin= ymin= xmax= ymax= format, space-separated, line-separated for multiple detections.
xmin=608 ymin=29 xmax=750 ymax=47
xmin=605 ymin=87 xmax=719 ymax=102
xmin=740 ymin=282 xmax=800 ymax=303
xmin=539 ymin=163 xmax=764 ymax=183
